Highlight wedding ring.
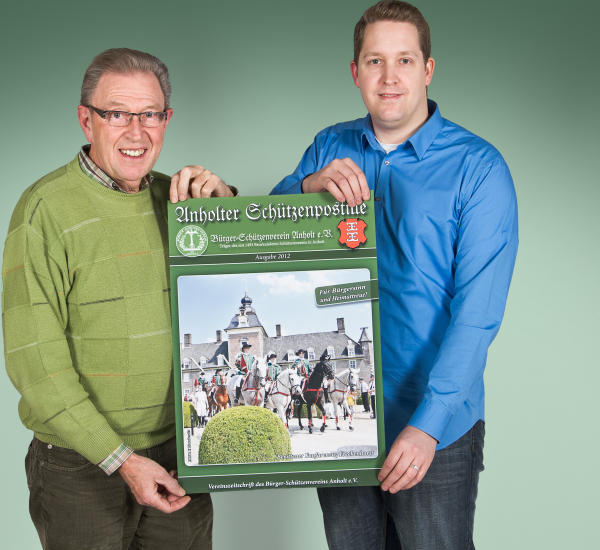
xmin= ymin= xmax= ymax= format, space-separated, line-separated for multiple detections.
xmin=411 ymin=464 xmax=419 ymax=471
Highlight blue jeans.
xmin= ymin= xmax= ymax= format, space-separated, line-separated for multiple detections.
xmin=317 ymin=421 xmax=485 ymax=550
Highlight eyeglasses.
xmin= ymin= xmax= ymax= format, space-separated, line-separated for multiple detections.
xmin=86 ymin=105 xmax=168 ymax=127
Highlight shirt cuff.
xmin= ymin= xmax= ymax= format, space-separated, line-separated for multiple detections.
xmin=408 ymin=398 xmax=453 ymax=443
xmin=98 ymin=443 xmax=134 ymax=476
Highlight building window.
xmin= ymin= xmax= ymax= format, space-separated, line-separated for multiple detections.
xmin=349 ymin=359 xmax=357 ymax=369
xmin=217 ymin=355 xmax=225 ymax=366
xmin=200 ymin=356 xmax=207 ymax=368
xmin=327 ymin=346 xmax=335 ymax=359
xmin=347 ymin=341 xmax=355 ymax=357
xmin=238 ymin=315 xmax=248 ymax=327
xmin=184 ymin=388 xmax=191 ymax=396
xmin=287 ymin=349 xmax=295 ymax=362
xmin=307 ymin=347 xmax=315 ymax=360
xmin=182 ymin=358 xmax=191 ymax=369
xmin=331 ymin=361 xmax=337 ymax=371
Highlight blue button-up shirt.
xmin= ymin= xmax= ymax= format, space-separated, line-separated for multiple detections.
xmin=271 ymin=101 xmax=518 ymax=450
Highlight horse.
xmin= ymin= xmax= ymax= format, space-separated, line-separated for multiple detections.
xmin=295 ymin=353 xmax=335 ymax=434
xmin=328 ymin=367 xmax=359 ymax=430
xmin=206 ymin=368 xmax=234 ymax=414
xmin=205 ymin=384 xmax=218 ymax=417
xmin=213 ymin=384 xmax=230 ymax=412
xmin=265 ymin=368 xmax=303 ymax=428
xmin=226 ymin=358 xmax=268 ymax=407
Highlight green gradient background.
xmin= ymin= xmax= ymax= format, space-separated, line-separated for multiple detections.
xmin=1 ymin=0 xmax=597 ymax=548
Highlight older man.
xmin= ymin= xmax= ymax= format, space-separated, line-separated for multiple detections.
xmin=2 ymin=48 xmax=231 ymax=549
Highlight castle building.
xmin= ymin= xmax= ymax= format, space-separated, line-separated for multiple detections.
xmin=180 ymin=292 xmax=374 ymax=396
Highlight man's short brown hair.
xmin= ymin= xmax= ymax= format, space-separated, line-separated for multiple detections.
xmin=353 ymin=1 xmax=431 ymax=65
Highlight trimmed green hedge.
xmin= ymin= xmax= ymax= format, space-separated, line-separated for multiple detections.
xmin=183 ymin=401 xmax=197 ymax=428
xmin=198 ymin=407 xmax=291 ymax=464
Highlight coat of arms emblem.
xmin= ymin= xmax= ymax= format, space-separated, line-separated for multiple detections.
xmin=337 ymin=218 xmax=367 ymax=249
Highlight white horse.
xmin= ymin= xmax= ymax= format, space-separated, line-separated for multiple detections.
xmin=226 ymin=358 xmax=268 ymax=407
xmin=265 ymin=368 xmax=303 ymax=427
xmin=328 ymin=368 xmax=359 ymax=430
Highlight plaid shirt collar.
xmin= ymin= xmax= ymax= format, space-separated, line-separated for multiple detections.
xmin=78 ymin=145 xmax=152 ymax=193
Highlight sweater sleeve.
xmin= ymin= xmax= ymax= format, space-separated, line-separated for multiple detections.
xmin=2 ymin=192 xmax=125 ymax=466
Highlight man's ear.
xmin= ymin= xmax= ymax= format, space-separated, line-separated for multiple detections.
xmin=424 ymin=57 xmax=435 ymax=86
xmin=351 ymin=60 xmax=360 ymax=88
xmin=164 ymin=108 xmax=174 ymax=128
xmin=77 ymin=105 xmax=93 ymax=143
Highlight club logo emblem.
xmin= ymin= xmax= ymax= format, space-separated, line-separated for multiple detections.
xmin=337 ymin=218 xmax=367 ymax=249
xmin=176 ymin=225 xmax=209 ymax=257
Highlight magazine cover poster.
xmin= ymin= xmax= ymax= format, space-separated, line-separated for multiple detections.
xmin=169 ymin=194 xmax=384 ymax=492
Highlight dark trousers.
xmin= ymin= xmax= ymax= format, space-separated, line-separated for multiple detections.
xmin=370 ymin=394 xmax=376 ymax=417
xmin=317 ymin=421 xmax=485 ymax=550
xmin=26 ymin=437 xmax=212 ymax=550
xmin=361 ymin=392 xmax=370 ymax=412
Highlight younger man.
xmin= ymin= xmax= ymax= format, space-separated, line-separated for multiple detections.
xmin=271 ymin=2 xmax=518 ymax=548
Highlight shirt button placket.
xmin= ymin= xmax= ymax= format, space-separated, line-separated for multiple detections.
xmin=376 ymin=158 xmax=391 ymax=204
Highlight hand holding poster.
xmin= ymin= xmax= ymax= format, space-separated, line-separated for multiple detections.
xmin=168 ymin=194 xmax=384 ymax=492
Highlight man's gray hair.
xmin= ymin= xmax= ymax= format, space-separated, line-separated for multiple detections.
xmin=80 ymin=48 xmax=172 ymax=109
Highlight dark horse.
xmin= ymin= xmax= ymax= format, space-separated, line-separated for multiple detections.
xmin=293 ymin=353 xmax=335 ymax=434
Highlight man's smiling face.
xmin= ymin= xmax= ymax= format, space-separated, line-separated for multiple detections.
xmin=351 ymin=20 xmax=434 ymax=143
xmin=77 ymin=71 xmax=172 ymax=191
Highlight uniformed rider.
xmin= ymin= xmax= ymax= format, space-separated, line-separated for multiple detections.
xmin=266 ymin=353 xmax=280 ymax=382
xmin=234 ymin=342 xmax=255 ymax=404
xmin=293 ymin=349 xmax=312 ymax=379
xmin=209 ymin=368 xmax=224 ymax=401
xmin=212 ymin=369 xmax=224 ymax=386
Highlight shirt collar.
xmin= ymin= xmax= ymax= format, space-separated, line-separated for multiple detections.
xmin=360 ymin=99 xmax=443 ymax=160
xmin=78 ymin=144 xmax=152 ymax=193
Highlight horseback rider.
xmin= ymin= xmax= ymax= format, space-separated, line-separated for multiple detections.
xmin=264 ymin=353 xmax=280 ymax=407
xmin=209 ymin=368 xmax=224 ymax=401
xmin=266 ymin=353 xmax=280 ymax=382
xmin=212 ymin=368 xmax=224 ymax=386
xmin=293 ymin=349 xmax=312 ymax=380
xmin=234 ymin=342 xmax=254 ymax=404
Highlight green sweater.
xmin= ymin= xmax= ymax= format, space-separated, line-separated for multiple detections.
xmin=2 ymin=157 xmax=175 ymax=464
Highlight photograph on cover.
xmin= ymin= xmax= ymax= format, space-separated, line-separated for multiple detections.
xmin=177 ymin=268 xmax=379 ymax=467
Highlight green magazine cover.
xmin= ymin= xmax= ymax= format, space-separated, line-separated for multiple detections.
xmin=168 ymin=194 xmax=384 ymax=492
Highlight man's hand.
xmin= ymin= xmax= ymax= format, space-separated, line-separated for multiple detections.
xmin=119 ymin=453 xmax=190 ymax=513
xmin=301 ymin=158 xmax=370 ymax=207
xmin=169 ymin=165 xmax=233 ymax=203
xmin=378 ymin=426 xmax=437 ymax=493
